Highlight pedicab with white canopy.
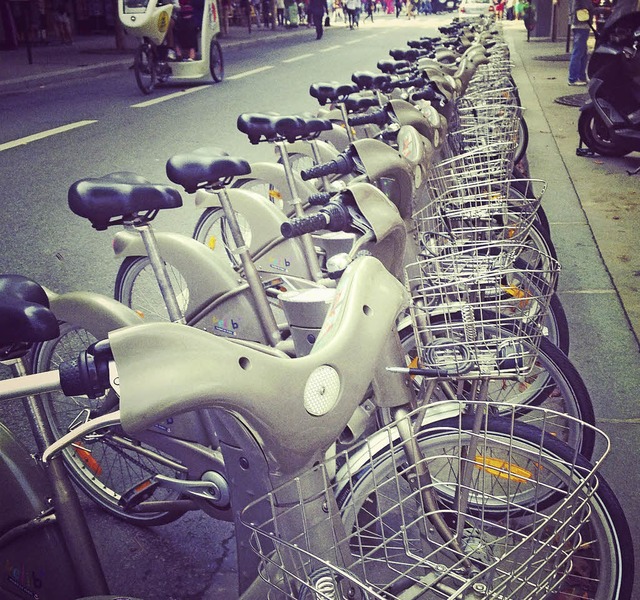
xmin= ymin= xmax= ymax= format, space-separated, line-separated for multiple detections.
xmin=119 ymin=0 xmax=224 ymax=94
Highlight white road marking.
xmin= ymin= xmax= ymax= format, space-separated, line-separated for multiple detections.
xmin=344 ymin=39 xmax=361 ymax=45
xmin=0 ymin=120 xmax=97 ymax=152
xmin=282 ymin=53 xmax=314 ymax=63
xmin=226 ymin=66 xmax=275 ymax=80
xmin=320 ymin=45 xmax=342 ymax=52
xmin=131 ymin=85 xmax=211 ymax=108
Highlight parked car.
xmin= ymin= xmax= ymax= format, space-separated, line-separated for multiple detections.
xmin=458 ymin=0 xmax=494 ymax=17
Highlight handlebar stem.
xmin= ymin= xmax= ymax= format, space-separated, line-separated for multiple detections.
xmin=274 ymin=141 xmax=325 ymax=282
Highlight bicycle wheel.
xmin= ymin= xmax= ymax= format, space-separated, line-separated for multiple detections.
xmin=231 ymin=177 xmax=286 ymax=211
xmin=337 ymin=416 xmax=634 ymax=600
xmin=395 ymin=325 xmax=594 ymax=458
xmin=134 ymin=43 xmax=156 ymax=95
xmin=115 ymin=256 xmax=189 ymax=322
xmin=513 ymin=115 xmax=529 ymax=165
xmin=31 ymin=321 xmax=185 ymax=525
xmin=192 ymin=206 xmax=250 ymax=270
xmin=209 ymin=39 xmax=224 ymax=82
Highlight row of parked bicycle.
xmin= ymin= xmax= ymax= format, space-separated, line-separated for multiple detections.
xmin=0 ymin=14 xmax=634 ymax=600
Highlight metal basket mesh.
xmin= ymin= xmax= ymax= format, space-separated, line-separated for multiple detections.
xmin=240 ymin=403 xmax=607 ymax=600
xmin=404 ymin=242 xmax=559 ymax=378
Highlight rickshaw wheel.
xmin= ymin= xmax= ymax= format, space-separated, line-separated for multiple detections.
xmin=209 ymin=39 xmax=224 ymax=83
xmin=134 ymin=43 xmax=157 ymax=94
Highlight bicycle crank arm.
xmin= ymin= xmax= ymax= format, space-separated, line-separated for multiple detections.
xmin=154 ymin=472 xmax=230 ymax=506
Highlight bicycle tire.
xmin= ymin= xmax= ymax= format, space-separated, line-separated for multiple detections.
xmin=192 ymin=207 xmax=248 ymax=270
xmin=337 ymin=416 xmax=634 ymax=600
xmin=209 ymin=39 xmax=224 ymax=83
xmin=394 ymin=325 xmax=595 ymax=458
xmin=30 ymin=321 xmax=185 ymax=525
xmin=513 ymin=115 xmax=529 ymax=165
xmin=115 ymin=255 xmax=189 ymax=323
xmin=134 ymin=43 xmax=156 ymax=95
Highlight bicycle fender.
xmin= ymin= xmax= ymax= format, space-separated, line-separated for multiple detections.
xmin=347 ymin=182 xmax=407 ymax=281
xmin=333 ymin=401 xmax=463 ymax=480
xmin=112 ymin=230 xmax=271 ymax=343
xmin=352 ymin=138 xmax=415 ymax=220
xmin=113 ymin=229 xmax=242 ymax=306
xmin=284 ymin=138 xmax=341 ymax=165
xmin=46 ymin=288 xmax=142 ymax=339
xmin=234 ymin=162 xmax=317 ymax=210
xmin=196 ymin=187 xmax=315 ymax=279
xmin=111 ymin=256 xmax=408 ymax=475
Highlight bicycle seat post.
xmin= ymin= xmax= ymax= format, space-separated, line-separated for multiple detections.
xmin=132 ymin=221 xmax=187 ymax=324
xmin=215 ymin=187 xmax=282 ymax=348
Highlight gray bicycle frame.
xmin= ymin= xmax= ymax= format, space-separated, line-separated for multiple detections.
xmin=37 ymin=255 xmax=416 ymax=595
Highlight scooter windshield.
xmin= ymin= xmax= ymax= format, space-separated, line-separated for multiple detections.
xmin=599 ymin=0 xmax=640 ymax=43
xmin=123 ymin=0 xmax=152 ymax=13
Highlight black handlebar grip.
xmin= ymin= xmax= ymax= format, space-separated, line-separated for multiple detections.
xmin=281 ymin=212 xmax=330 ymax=238
xmin=307 ymin=191 xmax=333 ymax=206
xmin=411 ymin=88 xmax=438 ymax=102
xmin=59 ymin=358 xmax=85 ymax=397
xmin=348 ymin=109 xmax=388 ymax=127
xmin=281 ymin=201 xmax=352 ymax=238
xmin=299 ymin=154 xmax=354 ymax=181
xmin=59 ymin=342 xmax=112 ymax=399
xmin=393 ymin=76 xmax=426 ymax=90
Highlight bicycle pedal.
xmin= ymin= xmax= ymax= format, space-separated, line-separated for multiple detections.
xmin=119 ymin=477 xmax=160 ymax=510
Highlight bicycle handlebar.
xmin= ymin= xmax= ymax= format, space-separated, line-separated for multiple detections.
xmin=307 ymin=191 xmax=333 ymax=206
xmin=59 ymin=341 xmax=112 ymax=399
xmin=348 ymin=109 xmax=388 ymax=127
xmin=281 ymin=201 xmax=352 ymax=238
xmin=299 ymin=153 xmax=355 ymax=181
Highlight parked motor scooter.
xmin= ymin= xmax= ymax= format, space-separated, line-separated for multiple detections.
xmin=577 ymin=0 xmax=640 ymax=157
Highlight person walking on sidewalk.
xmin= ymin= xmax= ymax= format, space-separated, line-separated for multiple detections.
xmin=53 ymin=0 xmax=73 ymax=45
xmin=308 ymin=0 xmax=327 ymax=38
xmin=568 ymin=0 xmax=592 ymax=86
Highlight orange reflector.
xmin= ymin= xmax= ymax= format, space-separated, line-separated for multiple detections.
xmin=74 ymin=444 xmax=102 ymax=476
xmin=474 ymin=455 xmax=533 ymax=483
xmin=134 ymin=479 xmax=153 ymax=494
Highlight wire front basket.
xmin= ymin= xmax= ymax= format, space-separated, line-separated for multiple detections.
xmin=404 ymin=242 xmax=560 ymax=378
xmin=240 ymin=402 xmax=608 ymax=600
xmin=448 ymin=101 xmax=522 ymax=156
xmin=414 ymin=179 xmax=544 ymax=246
xmin=427 ymin=142 xmax=517 ymax=201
